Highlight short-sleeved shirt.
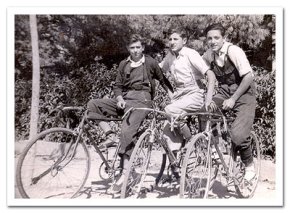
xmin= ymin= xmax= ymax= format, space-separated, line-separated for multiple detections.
xmin=161 ymin=47 xmax=209 ymax=90
xmin=202 ymin=41 xmax=253 ymax=77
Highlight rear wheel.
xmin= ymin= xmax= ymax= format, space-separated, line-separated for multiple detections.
xmin=180 ymin=133 xmax=212 ymax=198
xmin=120 ymin=130 xmax=154 ymax=198
xmin=16 ymin=128 xmax=90 ymax=199
xmin=234 ymin=132 xmax=261 ymax=198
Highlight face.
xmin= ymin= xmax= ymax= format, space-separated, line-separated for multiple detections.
xmin=206 ymin=29 xmax=225 ymax=53
xmin=127 ymin=41 xmax=144 ymax=61
xmin=169 ymin=33 xmax=187 ymax=54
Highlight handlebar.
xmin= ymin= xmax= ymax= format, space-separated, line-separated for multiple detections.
xmin=121 ymin=107 xmax=233 ymax=132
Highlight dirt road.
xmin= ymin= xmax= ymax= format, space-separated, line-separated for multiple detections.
xmin=14 ymin=142 xmax=276 ymax=201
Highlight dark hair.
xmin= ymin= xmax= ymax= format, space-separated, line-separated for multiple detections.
xmin=127 ymin=34 xmax=144 ymax=46
xmin=204 ymin=23 xmax=226 ymax=37
xmin=168 ymin=27 xmax=188 ymax=40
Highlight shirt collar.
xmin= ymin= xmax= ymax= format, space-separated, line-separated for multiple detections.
xmin=126 ymin=55 xmax=145 ymax=63
xmin=126 ymin=55 xmax=145 ymax=68
xmin=179 ymin=47 xmax=186 ymax=57
xmin=216 ymin=41 xmax=232 ymax=56
xmin=170 ymin=46 xmax=186 ymax=58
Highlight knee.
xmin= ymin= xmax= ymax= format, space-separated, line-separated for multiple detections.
xmin=87 ymin=99 xmax=95 ymax=111
xmin=87 ymin=99 xmax=101 ymax=112
xmin=165 ymin=105 xmax=180 ymax=116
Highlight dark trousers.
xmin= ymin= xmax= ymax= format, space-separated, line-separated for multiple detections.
xmin=212 ymin=84 xmax=256 ymax=166
xmin=87 ymin=91 xmax=151 ymax=157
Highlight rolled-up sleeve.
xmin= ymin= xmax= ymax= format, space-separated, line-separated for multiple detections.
xmin=228 ymin=46 xmax=253 ymax=77
xmin=188 ymin=49 xmax=210 ymax=75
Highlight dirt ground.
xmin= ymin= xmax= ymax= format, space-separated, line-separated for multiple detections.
xmin=14 ymin=141 xmax=276 ymax=201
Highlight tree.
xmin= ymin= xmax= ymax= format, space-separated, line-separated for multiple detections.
xmin=29 ymin=15 xmax=40 ymax=139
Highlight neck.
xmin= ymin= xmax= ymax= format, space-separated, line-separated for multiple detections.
xmin=172 ymin=49 xmax=181 ymax=57
xmin=131 ymin=55 xmax=143 ymax=62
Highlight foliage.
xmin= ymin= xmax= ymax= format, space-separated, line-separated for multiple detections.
xmin=253 ymin=66 xmax=276 ymax=159
xmin=14 ymin=14 xmax=276 ymax=160
xmin=15 ymin=60 xmax=118 ymax=140
xmin=15 ymin=14 xmax=274 ymax=80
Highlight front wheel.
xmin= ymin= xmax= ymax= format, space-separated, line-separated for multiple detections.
xmin=120 ymin=130 xmax=154 ymax=198
xmin=234 ymin=131 xmax=261 ymax=198
xmin=180 ymin=133 xmax=212 ymax=198
xmin=16 ymin=128 xmax=90 ymax=199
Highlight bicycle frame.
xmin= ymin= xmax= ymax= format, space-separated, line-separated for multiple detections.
xmin=196 ymin=111 xmax=249 ymax=192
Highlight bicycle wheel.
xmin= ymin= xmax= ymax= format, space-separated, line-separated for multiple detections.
xmin=16 ymin=128 xmax=91 ymax=199
xmin=180 ymin=133 xmax=212 ymax=198
xmin=232 ymin=131 xmax=261 ymax=198
xmin=120 ymin=130 xmax=154 ymax=198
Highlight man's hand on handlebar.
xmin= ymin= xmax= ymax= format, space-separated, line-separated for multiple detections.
xmin=116 ymin=95 xmax=126 ymax=109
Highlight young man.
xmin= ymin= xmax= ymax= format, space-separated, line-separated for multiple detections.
xmin=87 ymin=34 xmax=173 ymax=193
xmin=202 ymin=23 xmax=257 ymax=181
xmin=160 ymin=28 xmax=215 ymax=167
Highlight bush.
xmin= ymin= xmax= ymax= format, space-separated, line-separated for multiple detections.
xmin=253 ymin=66 xmax=275 ymax=160
xmin=15 ymin=60 xmax=118 ymax=140
xmin=15 ymin=62 xmax=277 ymax=161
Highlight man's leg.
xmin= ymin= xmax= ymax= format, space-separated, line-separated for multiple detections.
xmin=87 ymin=98 xmax=120 ymax=145
xmin=163 ymin=91 xmax=204 ymax=150
xmin=118 ymin=101 xmax=150 ymax=157
xmin=108 ymin=101 xmax=150 ymax=193
xmin=229 ymin=94 xmax=256 ymax=180
xmin=162 ymin=120 xmax=184 ymax=151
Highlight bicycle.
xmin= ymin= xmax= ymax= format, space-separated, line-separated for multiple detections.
xmin=120 ymin=107 xmax=198 ymax=199
xmin=16 ymin=106 xmax=124 ymax=199
xmin=179 ymin=110 xmax=261 ymax=199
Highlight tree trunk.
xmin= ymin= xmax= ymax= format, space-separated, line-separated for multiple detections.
xmin=29 ymin=15 xmax=40 ymax=139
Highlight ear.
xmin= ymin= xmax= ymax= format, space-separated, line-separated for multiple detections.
xmin=182 ymin=38 xmax=187 ymax=45
xmin=223 ymin=37 xmax=227 ymax=42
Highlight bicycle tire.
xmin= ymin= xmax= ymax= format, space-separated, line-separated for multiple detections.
xmin=16 ymin=128 xmax=91 ymax=199
xmin=180 ymin=133 xmax=212 ymax=198
xmin=120 ymin=130 xmax=154 ymax=198
xmin=234 ymin=131 xmax=261 ymax=198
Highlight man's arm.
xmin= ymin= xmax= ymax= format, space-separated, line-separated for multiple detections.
xmin=204 ymin=70 xmax=216 ymax=111
xmin=116 ymin=95 xmax=126 ymax=109
xmin=113 ymin=62 xmax=124 ymax=98
xmin=222 ymin=72 xmax=253 ymax=110
xmin=152 ymin=59 xmax=174 ymax=93
xmin=113 ymin=61 xmax=126 ymax=109
xmin=222 ymin=45 xmax=254 ymax=109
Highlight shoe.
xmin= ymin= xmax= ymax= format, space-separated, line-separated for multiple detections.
xmin=170 ymin=165 xmax=180 ymax=179
xmin=107 ymin=173 xmax=125 ymax=194
xmin=107 ymin=182 xmax=122 ymax=194
xmin=244 ymin=162 xmax=256 ymax=182
xmin=99 ymin=133 xmax=119 ymax=150
xmin=160 ymin=174 xmax=180 ymax=188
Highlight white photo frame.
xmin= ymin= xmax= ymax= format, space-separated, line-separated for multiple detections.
xmin=7 ymin=6 xmax=283 ymax=207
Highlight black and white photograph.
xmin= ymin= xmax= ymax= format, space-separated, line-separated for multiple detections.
xmin=6 ymin=6 xmax=283 ymax=207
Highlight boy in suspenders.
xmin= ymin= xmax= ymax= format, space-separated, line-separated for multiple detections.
xmin=203 ymin=23 xmax=257 ymax=181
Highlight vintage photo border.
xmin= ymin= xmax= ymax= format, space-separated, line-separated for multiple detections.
xmin=7 ymin=6 xmax=284 ymax=207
